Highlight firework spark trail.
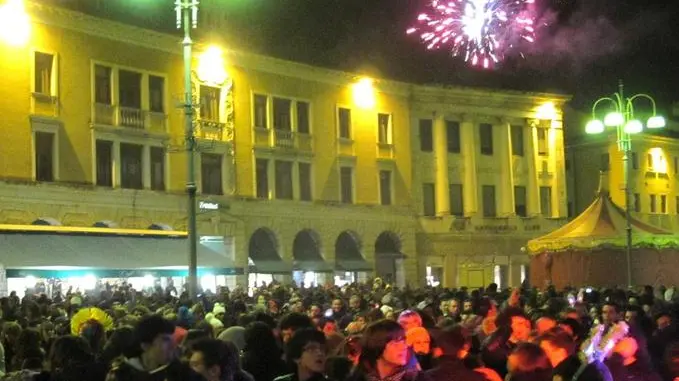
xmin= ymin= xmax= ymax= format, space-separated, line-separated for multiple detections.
xmin=407 ymin=0 xmax=536 ymax=69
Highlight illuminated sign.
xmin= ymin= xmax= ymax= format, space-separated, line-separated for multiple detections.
xmin=199 ymin=201 xmax=219 ymax=210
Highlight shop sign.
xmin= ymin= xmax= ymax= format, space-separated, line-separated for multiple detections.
xmin=199 ymin=201 xmax=219 ymax=210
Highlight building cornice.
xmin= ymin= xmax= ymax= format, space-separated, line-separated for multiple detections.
xmin=27 ymin=2 xmax=571 ymax=103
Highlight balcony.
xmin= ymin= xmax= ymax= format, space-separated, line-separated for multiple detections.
xmin=337 ymin=138 xmax=355 ymax=157
xmin=119 ymin=107 xmax=145 ymax=129
xmin=195 ymin=119 xmax=232 ymax=141
xmin=252 ymin=128 xmax=314 ymax=154
xmin=92 ymin=103 xmax=168 ymax=134
xmin=377 ymin=143 xmax=394 ymax=160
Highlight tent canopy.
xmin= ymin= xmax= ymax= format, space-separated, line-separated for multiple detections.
xmin=527 ymin=173 xmax=679 ymax=254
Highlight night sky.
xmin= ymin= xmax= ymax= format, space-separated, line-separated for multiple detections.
xmin=50 ymin=0 xmax=679 ymax=112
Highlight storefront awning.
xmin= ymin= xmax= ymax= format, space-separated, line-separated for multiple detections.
xmin=249 ymin=260 xmax=293 ymax=274
xmin=293 ymin=260 xmax=334 ymax=273
xmin=0 ymin=232 xmax=244 ymax=276
xmin=335 ymin=259 xmax=373 ymax=272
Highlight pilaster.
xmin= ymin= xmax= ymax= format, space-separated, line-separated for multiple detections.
xmin=461 ymin=117 xmax=478 ymax=215
xmin=433 ymin=113 xmax=450 ymax=216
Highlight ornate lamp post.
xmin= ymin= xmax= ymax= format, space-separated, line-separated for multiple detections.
xmin=585 ymin=80 xmax=666 ymax=287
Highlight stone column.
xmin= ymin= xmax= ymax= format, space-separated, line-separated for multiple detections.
xmin=433 ymin=113 xmax=450 ymax=216
xmin=496 ymin=121 xmax=514 ymax=215
xmin=526 ymin=122 xmax=540 ymax=215
xmin=461 ymin=118 xmax=478 ymax=215
xmin=142 ymin=145 xmax=151 ymax=189
xmin=443 ymin=252 xmax=458 ymax=288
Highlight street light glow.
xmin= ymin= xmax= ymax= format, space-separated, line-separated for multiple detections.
xmin=604 ymin=112 xmax=624 ymax=127
xmin=197 ymin=46 xmax=228 ymax=86
xmin=647 ymin=115 xmax=666 ymax=129
xmin=585 ymin=120 xmax=605 ymax=135
xmin=623 ymin=119 xmax=643 ymax=134
xmin=0 ymin=0 xmax=30 ymax=46
xmin=352 ymin=77 xmax=376 ymax=109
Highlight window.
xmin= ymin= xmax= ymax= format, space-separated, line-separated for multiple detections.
xmin=94 ymin=65 xmax=112 ymax=104
xmin=661 ymin=195 xmax=668 ymax=214
xmin=676 ymin=196 xmax=679 ymax=214
xmin=568 ymin=202 xmax=573 ymax=218
xmin=479 ymin=123 xmax=493 ymax=155
xmin=340 ymin=167 xmax=354 ymax=204
xmin=511 ymin=125 xmax=524 ymax=156
xmin=200 ymin=85 xmax=220 ymax=121
xmin=634 ymin=193 xmax=641 ymax=212
xmin=95 ymin=140 xmax=113 ymax=187
xmin=675 ymin=157 xmax=678 ymax=174
xmin=482 ymin=185 xmax=496 ymax=217
xmin=255 ymin=159 xmax=269 ymax=199
xmin=118 ymin=70 xmax=142 ymax=109
xmin=275 ymin=160 xmax=293 ymax=200
xmin=338 ymin=108 xmax=351 ymax=139
xmin=299 ymin=162 xmax=312 ymax=201
xmin=273 ymin=98 xmax=291 ymax=131
xmin=297 ymin=101 xmax=310 ymax=134
xmin=422 ymin=183 xmax=436 ymax=216
xmin=514 ymin=186 xmax=527 ymax=217
xmin=540 ymin=186 xmax=552 ymax=217
xmin=446 ymin=121 xmax=460 ymax=153
xmin=149 ymin=76 xmax=165 ymax=113
xmin=379 ymin=170 xmax=392 ymax=205
xmin=34 ymin=132 xmax=55 ymax=182
xmin=120 ymin=143 xmax=143 ymax=189
xmin=150 ymin=147 xmax=165 ymax=191
xmin=631 ymin=152 xmax=638 ymax=170
xmin=34 ymin=52 xmax=55 ymax=96
xmin=378 ymin=113 xmax=392 ymax=144
xmin=600 ymin=153 xmax=610 ymax=171
xmin=419 ymin=119 xmax=433 ymax=152
xmin=647 ymin=153 xmax=653 ymax=169
xmin=254 ymin=94 xmax=268 ymax=129
xmin=650 ymin=194 xmax=657 ymax=213
xmin=537 ymin=128 xmax=548 ymax=156
xmin=201 ymin=153 xmax=223 ymax=195
xmin=449 ymin=184 xmax=464 ymax=216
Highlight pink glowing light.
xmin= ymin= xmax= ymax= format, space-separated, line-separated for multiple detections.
xmin=407 ymin=0 xmax=536 ymax=69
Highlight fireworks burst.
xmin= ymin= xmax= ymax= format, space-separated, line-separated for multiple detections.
xmin=407 ymin=0 xmax=536 ymax=69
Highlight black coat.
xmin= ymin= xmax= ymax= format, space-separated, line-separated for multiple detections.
xmin=425 ymin=357 xmax=487 ymax=381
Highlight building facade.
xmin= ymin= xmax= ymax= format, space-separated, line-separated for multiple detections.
xmin=412 ymin=88 xmax=570 ymax=289
xmin=566 ymin=106 xmax=679 ymax=233
xmin=0 ymin=1 xmax=570 ymax=290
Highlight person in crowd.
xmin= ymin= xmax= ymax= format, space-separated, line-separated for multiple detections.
xmin=189 ymin=338 xmax=250 ymax=381
xmin=34 ymin=335 xmax=107 ymax=381
xmin=280 ymin=313 xmax=315 ymax=344
xmin=275 ymin=328 xmax=328 ymax=381
xmin=482 ymin=307 xmax=532 ymax=379
xmin=398 ymin=311 xmax=423 ymax=332
xmin=406 ymin=327 xmax=433 ymax=371
xmin=242 ymin=322 xmax=287 ymax=381
xmin=506 ymin=342 xmax=552 ymax=381
xmin=345 ymin=320 xmax=428 ymax=381
xmin=106 ymin=315 xmax=182 ymax=381
xmin=426 ymin=325 xmax=486 ymax=381
xmin=538 ymin=327 xmax=612 ymax=381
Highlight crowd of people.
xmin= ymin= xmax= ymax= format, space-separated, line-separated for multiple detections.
xmin=1 ymin=278 xmax=679 ymax=381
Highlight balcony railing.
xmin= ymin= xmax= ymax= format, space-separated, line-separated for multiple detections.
xmin=338 ymin=138 xmax=355 ymax=156
xmin=252 ymin=128 xmax=314 ymax=153
xmin=92 ymin=103 xmax=169 ymax=133
xmin=195 ymin=119 xmax=232 ymax=141
xmin=119 ymin=106 xmax=145 ymax=129
xmin=273 ymin=129 xmax=295 ymax=149
xmin=377 ymin=143 xmax=394 ymax=160
xmin=93 ymin=103 xmax=115 ymax=125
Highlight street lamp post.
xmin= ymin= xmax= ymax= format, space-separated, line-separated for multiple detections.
xmin=176 ymin=0 xmax=199 ymax=299
xmin=585 ymin=80 xmax=666 ymax=288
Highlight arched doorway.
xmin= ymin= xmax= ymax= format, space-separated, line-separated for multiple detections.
xmin=292 ymin=229 xmax=330 ymax=286
xmin=375 ymin=231 xmax=405 ymax=287
xmin=248 ymin=227 xmax=289 ymax=290
xmin=335 ymin=230 xmax=371 ymax=286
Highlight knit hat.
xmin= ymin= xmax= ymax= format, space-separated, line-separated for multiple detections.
xmin=213 ymin=303 xmax=226 ymax=315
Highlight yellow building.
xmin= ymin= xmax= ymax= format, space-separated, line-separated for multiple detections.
xmin=0 ymin=0 xmax=571 ymax=291
xmin=413 ymin=90 xmax=571 ymax=289
xmin=566 ymin=105 xmax=679 ymax=233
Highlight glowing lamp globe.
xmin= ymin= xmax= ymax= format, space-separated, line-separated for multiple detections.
xmin=647 ymin=116 xmax=666 ymax=129
xmin=604 ymin=112 xmax=624 ymax=127
xmin=585 ymin=120 xmax=605 ymax=135
xmin=196 ymin=46 xmax=228 ymax=86
xmin=0 ymin=0 xmax=31 ymax=46
xmin=623 ymin=120 xmax=643 ymax=134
